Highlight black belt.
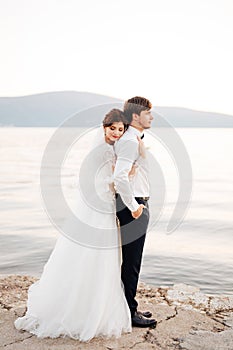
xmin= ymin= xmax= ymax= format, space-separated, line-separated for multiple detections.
xmin=115 ymin=194 xmax=149 ymax=201
xmin=135 ymin=196 xmax=150 ymax=201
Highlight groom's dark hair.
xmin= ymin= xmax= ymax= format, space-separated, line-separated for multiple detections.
xmin=123 ymin=96 xmax=152 ymax=123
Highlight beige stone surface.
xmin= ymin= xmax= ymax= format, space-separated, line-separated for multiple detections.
xmin=0 ymin=275 xmax=233 ymax=349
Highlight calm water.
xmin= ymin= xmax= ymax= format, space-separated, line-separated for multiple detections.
xmin=0 ymin=127 xmax=232 ymax=295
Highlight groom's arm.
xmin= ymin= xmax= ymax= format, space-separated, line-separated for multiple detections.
xmin=113 ymin=139 xmax=140 ymax=212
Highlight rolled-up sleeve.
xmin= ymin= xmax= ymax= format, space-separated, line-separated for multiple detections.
xmin=113 ymin=139 xmax=140 ymax=212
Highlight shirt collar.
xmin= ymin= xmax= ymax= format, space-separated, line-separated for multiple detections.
xmin=128 ymin=126 xmax=144 ymax=138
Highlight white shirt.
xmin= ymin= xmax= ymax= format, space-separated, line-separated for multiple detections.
xmin=113 ymin=126 xmax=150 ymax=212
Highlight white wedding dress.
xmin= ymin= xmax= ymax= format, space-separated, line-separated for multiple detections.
xmin=14 ymin=128 xmax=132 ymax=341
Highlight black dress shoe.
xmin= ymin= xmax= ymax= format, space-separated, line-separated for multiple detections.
xmin=137 ymin=310 xmax=153 ymax=318
xmin=132 ymin=312 xmax=157 ymax=328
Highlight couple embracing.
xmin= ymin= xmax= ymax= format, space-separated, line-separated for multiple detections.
xmin=14 ymin=96 xmax=156 ymax=341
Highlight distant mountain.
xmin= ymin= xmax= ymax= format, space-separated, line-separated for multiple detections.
xmin=0 ymin=91 xmax=233 ymax=127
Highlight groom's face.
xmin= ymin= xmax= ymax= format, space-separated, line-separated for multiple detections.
xmin=138 ymin=109 xmax=153 ymax=129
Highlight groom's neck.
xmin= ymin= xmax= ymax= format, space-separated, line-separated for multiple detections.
xmin=130 ymin=124 xmax=144 ymax=132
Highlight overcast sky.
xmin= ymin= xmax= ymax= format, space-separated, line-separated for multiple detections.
xmin=1 ymin=0 xmax=233 ymax=115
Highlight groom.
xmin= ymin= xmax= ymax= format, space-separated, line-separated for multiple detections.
xmin=113 ymin=96 xmax=157 ymax=328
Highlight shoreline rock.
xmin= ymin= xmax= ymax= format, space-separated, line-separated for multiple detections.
xmin=0 ymin=275 xmax=233 ymax=349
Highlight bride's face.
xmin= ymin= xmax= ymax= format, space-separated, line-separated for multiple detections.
xmin=104 ymin=122 xmax=125 ymax=144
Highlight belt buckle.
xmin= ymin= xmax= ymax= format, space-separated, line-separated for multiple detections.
xmin=138 ymin=196 xmax=149 ymax=201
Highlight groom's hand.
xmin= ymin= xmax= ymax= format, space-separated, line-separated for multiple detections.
xmin=131 ymin=204 xmax=145 ymax=219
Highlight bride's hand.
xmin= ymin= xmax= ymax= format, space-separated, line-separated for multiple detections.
xmin=137 ymin=135 xmax=146 ymax=158
xmin=128 ymin=164 xmax=137 ymax=177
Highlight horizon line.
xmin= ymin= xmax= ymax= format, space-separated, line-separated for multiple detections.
xmin=0 ymin=90 xmax=233 ymax=118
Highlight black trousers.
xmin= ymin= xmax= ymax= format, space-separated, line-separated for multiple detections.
xmin=116 ymin=194 xmax=150 ymax=317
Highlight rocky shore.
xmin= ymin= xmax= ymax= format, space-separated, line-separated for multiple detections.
xmin=0 ymin=275 xmax=233 ymax=349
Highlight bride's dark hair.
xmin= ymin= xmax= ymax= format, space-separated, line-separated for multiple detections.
xmin=103 ymin=109 xmax=128 ymax=130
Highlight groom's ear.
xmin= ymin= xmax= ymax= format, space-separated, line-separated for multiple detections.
xmin=132 ymin=113 xmax=139 ymax=121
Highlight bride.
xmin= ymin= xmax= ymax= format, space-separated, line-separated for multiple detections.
xmin=14 ymin=109 xmax=132 ymax=342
